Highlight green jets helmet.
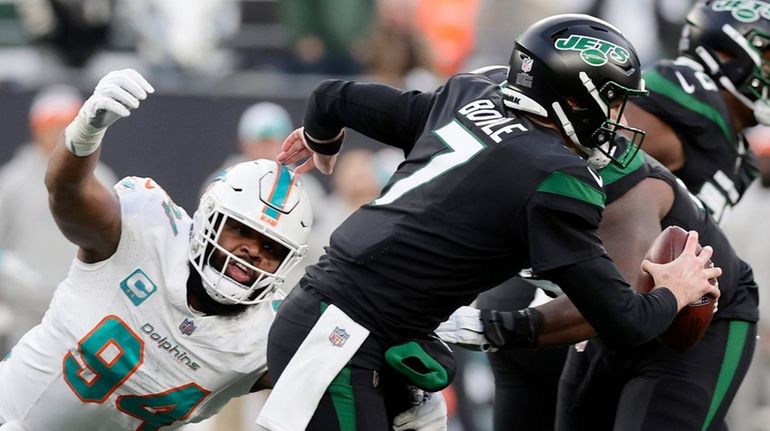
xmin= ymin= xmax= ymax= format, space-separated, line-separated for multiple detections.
xmin=503 ymin=14 xmax=648 ymax=168
xmin=680 ymin=0 xmax=770 ymax=125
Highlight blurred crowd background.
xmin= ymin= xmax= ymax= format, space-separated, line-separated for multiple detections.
xmin=1 ymin=0 xmax=770 ymax=430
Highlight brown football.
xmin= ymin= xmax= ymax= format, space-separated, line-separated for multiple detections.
xmin=636 ymin=225 xmax=717 ymax=352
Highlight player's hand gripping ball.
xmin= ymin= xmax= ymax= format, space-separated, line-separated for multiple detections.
xmin=636 ymin=226 xmax=718 ymax=352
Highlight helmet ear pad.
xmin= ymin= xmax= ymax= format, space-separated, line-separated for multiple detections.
xmin=561 ymin=94 xmax=611 ymax=148
xmin=722 ymin=52 xmax=755 ymax=85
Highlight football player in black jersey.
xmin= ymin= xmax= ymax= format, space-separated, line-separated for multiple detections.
xmin=625 ymin=0 xmax=770 ymax=223
xmin=441 ymin=143 xmax=759 ymax=430
xmin=451 ymin=2 xmax=769 ymax=429
xmin=258 ymin=15 xmax=720 ymax=431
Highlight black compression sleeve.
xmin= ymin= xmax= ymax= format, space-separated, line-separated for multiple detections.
xmin=541 ymin=254 xmax=678 ymax=349
xmin=304 ymin=79 xmax=434 ymax=154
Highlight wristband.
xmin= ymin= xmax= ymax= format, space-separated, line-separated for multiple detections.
xmin=64 ymin=115 xmax=106 ymax=157
xmin=303 ymin=129 xmax=344 ymax=155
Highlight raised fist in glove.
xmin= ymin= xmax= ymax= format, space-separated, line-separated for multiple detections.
xmin=65 ymin=68 xmax=154 ymax=157
xmin=392 ymin=389 xmax=447 ymax=431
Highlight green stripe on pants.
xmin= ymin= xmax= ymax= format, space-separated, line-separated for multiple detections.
xmin=329 ymin=366 xmax=356 ymax=431
xmin=701 ymin=320 xmax=750 ymax=431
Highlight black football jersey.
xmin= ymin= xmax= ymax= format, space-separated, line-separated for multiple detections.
xmin=303 ymin=67 xmax=610 ymax=342
xmin=601 ymin=146 xmax=758 ymax=323
xmin=633 ymin=57 xmax=758 ymax=223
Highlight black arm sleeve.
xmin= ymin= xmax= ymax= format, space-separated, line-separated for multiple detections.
xmin=304 ymin=79 xmax=435 ymax=155
xmin=541 ymin=254 xmax=678 ymax=349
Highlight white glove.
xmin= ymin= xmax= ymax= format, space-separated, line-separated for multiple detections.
xmin=65 ymin=68 xmax=154 ymax=157
xmin=392 ymin=390 xmax=447 ymax=431
xmin=435 ymin=305 xmax=497 ymax=352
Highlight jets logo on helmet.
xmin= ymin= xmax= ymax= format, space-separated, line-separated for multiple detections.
xmin=554 ymin=35 xmax=631 ymax=66
xmin=711 ymin=0 xmax=770 ymax=23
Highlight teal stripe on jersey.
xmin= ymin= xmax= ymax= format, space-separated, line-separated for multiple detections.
xmin=536 ymin=171 xmax=605 ymax=208
xmin=599 ymin=144 xmax=645 ymax=185
xmin=701 ymin=320 xmax=750 ymax=431
xmin=262 ymin=164 xmax=292 ymax=219
xmin=643 ymin=70 xmax=732 ymax=140
xmin=329 ymin=366 xmax=356 ymax=431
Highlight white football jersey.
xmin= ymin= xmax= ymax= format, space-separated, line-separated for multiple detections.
xmin=0 ymin=177 xmax=276 ymax=431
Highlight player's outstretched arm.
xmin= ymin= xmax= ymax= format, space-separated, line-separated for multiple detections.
xmin=45 ymin=69 xmax=154 ymax=263
xmin=277 ymin=79 xmax=435 ymax=175
xmin=440 ymin=178 xmax=722 ymax=350
xmin=440 ymin=249 xmax=721 ymax=350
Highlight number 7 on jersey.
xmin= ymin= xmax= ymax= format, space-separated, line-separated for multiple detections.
xmin=374 ymin=120 xmax=486 ymax=206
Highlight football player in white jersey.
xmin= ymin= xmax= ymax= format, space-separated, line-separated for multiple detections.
xmin=0 ymin=69 xmax=316 ymax=431
xmin=0 ymin=69 xmax=447 ymax=431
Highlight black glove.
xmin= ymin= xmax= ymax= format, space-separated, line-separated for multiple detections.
xmin=480 ymin=307 xmax=544 ymax=349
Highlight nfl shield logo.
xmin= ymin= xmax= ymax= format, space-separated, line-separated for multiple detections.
xmin=329 ymin=327 xmax=350 ymax=347
xmin=521 ymin=56 xmax=534 ymax=73
xmin=179 ymin=318 xmax=197 ymax=336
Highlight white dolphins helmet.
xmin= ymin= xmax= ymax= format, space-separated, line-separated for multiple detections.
xmin=189 ymin=159 xmax=313 ymax=304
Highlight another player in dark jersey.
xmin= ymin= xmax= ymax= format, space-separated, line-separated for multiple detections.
xmin=556 ymin=153 xmax=758 ymax=431
xmin=257 ymin=15 xmax=721 ymax=431
xmin=440 ymin=142 xmax=759 ymax=430
xmin=625 ymin=0 xmax=770 ymax=223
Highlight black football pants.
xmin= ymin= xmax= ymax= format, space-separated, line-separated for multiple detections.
xmin=556 ymin=319 xmax=756 ymax=431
